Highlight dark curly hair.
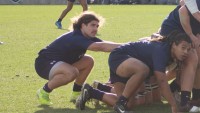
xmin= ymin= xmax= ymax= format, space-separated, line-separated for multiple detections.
xmin=151 ymin=30 xmax=192 ymax=46
xmin=73 ymin=12 xmax=99 ymax=30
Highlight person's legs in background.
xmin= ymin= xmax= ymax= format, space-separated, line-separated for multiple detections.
xmin=55 ymin=0 xmax=74 ymax=29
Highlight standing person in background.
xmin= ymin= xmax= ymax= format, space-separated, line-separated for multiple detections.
xmin=55 ymin=0 xmax=88 ymax=29
xmin=35 ymin=11 xmax=121 ymax=105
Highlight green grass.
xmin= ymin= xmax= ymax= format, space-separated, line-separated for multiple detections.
xmin=0 ymin=5 xmax=185 ymax=113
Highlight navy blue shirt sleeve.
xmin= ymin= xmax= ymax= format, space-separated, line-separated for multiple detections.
xmin=74 ymin=36 xmax=103 ymax=50
xmin=152 ymin=45 xmax=169 ymax=73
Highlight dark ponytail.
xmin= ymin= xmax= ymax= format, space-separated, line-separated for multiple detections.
xmin=165 ymin=30 xmax=192 ymax=46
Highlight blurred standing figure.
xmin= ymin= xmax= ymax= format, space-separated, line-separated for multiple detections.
xmin=55 ymin=0 xmax=88 ymax=29
xmin=36 ymin=11 xmax=121 ymax=105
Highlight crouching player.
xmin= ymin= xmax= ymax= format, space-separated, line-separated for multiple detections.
xmin=76 ymin=31 xmax=192 ymax=113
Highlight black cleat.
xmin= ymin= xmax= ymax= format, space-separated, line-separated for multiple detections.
xmin=189 ymin=99 xmax=200 ymax=107
xmin=76 ymin=83 xmax=92 ymax=110
xmin=179 ymin=103 xmax=199 ymax=112
xmin=114 ymin=101 xmax=134 ymax=113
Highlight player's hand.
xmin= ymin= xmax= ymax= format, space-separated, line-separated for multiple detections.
xmin=190 ymin=35 xmax=199 ymax=49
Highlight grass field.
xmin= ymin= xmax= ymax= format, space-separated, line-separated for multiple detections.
xmin=0 ymin=4 xmax=189 ymax=113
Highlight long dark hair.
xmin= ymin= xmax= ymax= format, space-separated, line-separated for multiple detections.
xmin=151 ymin=30 xmax=192 ymax=46
xmin=72 ymin=12 xmax=100 ymax=30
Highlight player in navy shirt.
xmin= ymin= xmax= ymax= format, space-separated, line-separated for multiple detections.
xmin=77 ymin=31 xmax=192 ymax=113
xmin=160 ymin=0 xmax=200 ymax=40
xmin=35 ymin=11 xmax=121 ymax=105
xmin=159 ymin=1 xmax=200 ymax=111
xmin=38 ymin=30 xmax=102 ymax=64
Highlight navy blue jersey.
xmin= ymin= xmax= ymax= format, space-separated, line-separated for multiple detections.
xmin=114 ymin=41 xmax=172 ymax=73
xmin=161 ymin=0 xmax=200 ymax=36
xmin=38 ymin=30 xmax=102 ymax=64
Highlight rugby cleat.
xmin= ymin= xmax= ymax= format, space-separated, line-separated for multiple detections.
xmin=55 ymin=21 xmax=62 ymax=29
xmin=36 ymin=88 xmax=53 ymax=105
xmin=76 ymin=83 xmax=92 ymax=110
xmin=114 ymin=101 xmax=134 ymax=113
xmin=179 ymin=103 xmax=199 ymax=112
xmin=69 ymin=91 xmax=81 ymax=103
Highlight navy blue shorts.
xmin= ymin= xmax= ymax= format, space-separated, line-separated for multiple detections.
xmin=108 ymin=50 xmax=131 ymax=84
xmin=160 ymin=24 xmax=177 ymax=37
xmin=109 ymin=69 xmax=129 ymax=84
xmin=35 ymin=57 xmax=59 ymax=80
xmin=190 ymin=18 xmax=200 ymax=35
xmin=68 ymin=0 xmax=75 ymax=3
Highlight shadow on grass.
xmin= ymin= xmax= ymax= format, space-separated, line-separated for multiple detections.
xmin=133 ymin=103 xmax=171 ymax=113
xmin=35 ymin=104 xmax=114 ymax=113
xmin=35 ymin=103 xmax=171 ymax=113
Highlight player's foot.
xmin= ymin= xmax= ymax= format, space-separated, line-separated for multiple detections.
xmin=173 ymin=91 xmax=181 ymax=105
xmin=55 ymin=21 xmax=62 ymax=29
xmin=151 ymin=33 xmax=161 ymax=39
xmin=190 ymin=99 xmax=200 ymax=107
xmin=70 ymin=91 xmax=81 ymax=103
xmin=91 ymin=81 xmax=100 ymax=106
xmin=138 ymin=37 xmax=151 ymax=41
xmin=114 ymin=101 xmax=134 ymax=113
xmin=76 ymin=83 xmax=92 ymax=110
xmin=36 ymin=88 xmax=53 ymax=105
xmin=179 ymin=103 xmax=199 ymax=112
xmin=91 ymin=80 xmax=100 ymax=89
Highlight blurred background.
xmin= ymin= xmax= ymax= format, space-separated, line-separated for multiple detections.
xmin=1 ymin=0 xmax=179 ymax=5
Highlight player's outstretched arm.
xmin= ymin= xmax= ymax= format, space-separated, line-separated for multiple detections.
xmin=87 ymin=41 xmax=122 ymax=52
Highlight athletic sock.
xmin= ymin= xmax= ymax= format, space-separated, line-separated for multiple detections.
xmin=170 ymin=79 xmax=180 ymax=93
xmin=73 ymin=83 xmax=82 ymax=92
xmin=192 ymin=88 xmax=200 ymax=100
xmin=90 ymin=88 xmax=105 ymax=101
xmin=57 ymin=19 xmax=62 ymax=22
xmin=43 ymin=82 xmax=52 ymax=93
xmin=97 ymin=83 xmax=112 ymax=93
xmin=180 ymin=91 xmax=191 ymax=106
xmin=118 ymin=95 xmax=128 ymax=106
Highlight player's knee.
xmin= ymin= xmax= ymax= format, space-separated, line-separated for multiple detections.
xmin=137 ymin=63 xmax=149 ymax=78
xmin=71 ymin=68 xmax=79 ymax=78
xmin=84 ymin=55 xmax=94 ymax=67
xmin=64 ymin=68 xmax=79 ymax=82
